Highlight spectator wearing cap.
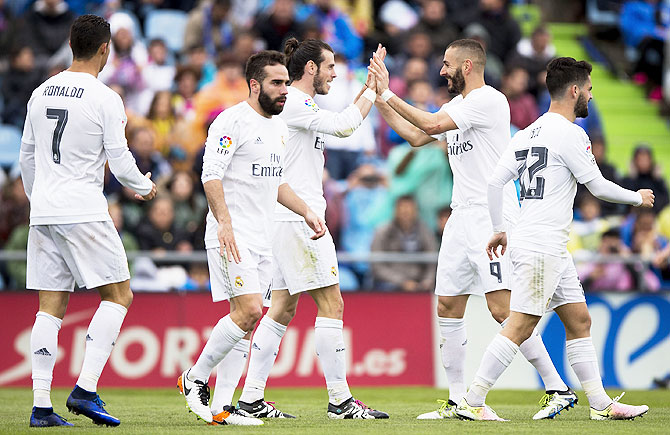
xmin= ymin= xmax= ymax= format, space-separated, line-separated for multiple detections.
xmin=98 ymin=12 xmax=149 ymax=114
xmin=371 ymin=195 xmax=437 ymax=292
xmin=463 ymin=23 xmax=504 ymax=89
xmin=509 ymin=25 xmax=556 ymax=97
xmin=622 ymin=144 xmax=669 ymax=212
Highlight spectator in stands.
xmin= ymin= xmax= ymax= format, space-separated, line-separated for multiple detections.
xmin=109 ymin=200 xmax=139 ymax=253
xmin=1 ymin=46 xmax=44 ymax=128
xmin=185 ymin=44 xmax=217 ymax=89
xmin=140 ymin=38 xmax=176 ymax=110
xmin=255 ymin=0 xmax=304 ymax=51
xmin=510 ymin=25 xmax=556 ymax=96
xmin=193 ymin=52 xmax=248 ymax=129
xmin=184 ymin=0 xmax=236 ymax=57
xmin=622 ymin=144 xmax=669 ymax=212
xmin=135 ymin=196 xmax=192 ymax=252
xmin=501 ymin=65 xmax=538 ymax=129
xmin=172 ymin=65 xmax=200 ymax=121
xmin=168 ymin=171 xmax=207 ymax=246
xmin=578 ymin=228 xmax=659 ymax=291
xmin=387 ymin=79 xmax=438 ymax=145
xmin=630 ymin=207 xmax=668 ymax=257
xmin=410 ymin=0 xmax=459 ymax=58
xmin=98 ymin=12 xmax=149 ymax=113
xmin=386 ymin=142 xmax=452 ymax=232
xmin=371 ymin=195 xmax=437 ymax=291
xmin=128 ymin=126 xmax=173 ymax=185
xmin=340 ymin=164 xmax=390 ymax=284
xmin=0 ymin=172 xmax=29 ymax=248
xmin=147 ymin=90 xmax=177 ymax=157
xmin=475 ymin=0 xmax=522 ymax=62
xmin=620 ymin=0 xmax=669 ymax=95
xmin=569 ymin=193 xmax=611 ymax=253
xmin=299 ymin=0 xmax=363 ymax=61
xmin=18 ymin=0 xmax=76 ymax=67
xmin=372 ymin=0 xmax=418 ymax=59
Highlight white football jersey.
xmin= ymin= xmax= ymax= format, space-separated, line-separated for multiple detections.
xmin=203 ymin=101 xmax=288 ymax=255
xmin=434 ymin=85 xmax=519 ymax=223
xmin=21 ymin=71 xmax=131 ymax=225
xmin=274 ymin=86 xmax=330 ymax=221
xmin=498 ymin=112 xmax=601 ymax=256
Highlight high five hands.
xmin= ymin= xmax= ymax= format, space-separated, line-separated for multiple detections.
xmin=368 ymin=44 xmax=389 ymax=94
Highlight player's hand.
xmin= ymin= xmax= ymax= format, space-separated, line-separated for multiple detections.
xmin=134 ymin=172 xmax=157 ymax=201
xmin=637 ymin=189 xmax=655 ymax=208
xmin=364 ymin=44 xmax=386 ymax=92
xmin=217 ymin=219 xmax=241 ymax=263
xmin=486 ymin=232 xmax=507 ymax=260
xmin=368 ymin=46 xmax=389 ymax=94
xmin=304 ymin=210 xmax=327 ymax=240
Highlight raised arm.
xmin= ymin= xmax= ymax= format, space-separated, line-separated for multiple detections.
xmin=369 ymin=52 xmax=458 ymax=135
xmin=375 ymin=97 xmax=436 ymax=147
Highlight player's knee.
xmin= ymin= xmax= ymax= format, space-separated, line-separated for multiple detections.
xmin=490 ymin=308 xmax=509 ymax=325
xmin=567 ymin=311 xmax=591 ymax=338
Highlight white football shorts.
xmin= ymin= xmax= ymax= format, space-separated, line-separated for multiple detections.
xmin=435 ymin=206 xmax=511 ymax=297
xmin=207 ymin=244 xmax=272 ymax=306
xmin=27 ymin=221 xmax=130 ymax=291
xmin=271 ymin=221 xmax=339 ymax=293
xmin=509 ymin=247 xmax=586 ymax=316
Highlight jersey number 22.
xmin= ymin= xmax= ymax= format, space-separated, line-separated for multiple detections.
xmin=515 ymin=146 xmax=548 ymax=200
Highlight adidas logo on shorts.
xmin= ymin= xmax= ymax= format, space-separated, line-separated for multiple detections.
xmin=34 ymin=347 xmax=51 ymax=356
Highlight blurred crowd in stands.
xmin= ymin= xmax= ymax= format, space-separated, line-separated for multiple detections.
xmin=0 ymin=0 xmax=669 ymax=292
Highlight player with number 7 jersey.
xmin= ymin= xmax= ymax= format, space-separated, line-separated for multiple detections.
xmin=19 ymin=15 xmax=156 ymax=429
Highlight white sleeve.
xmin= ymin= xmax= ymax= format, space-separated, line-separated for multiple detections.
xmin=561 ymin=128 xmax=601 ymax=184
xmin=284 ymin=96 xmax=363 ymax=138
xmin=585 ymin=175 xmax=643 ymax=206
xmin=19 ymin=96 xmax=36 ymax=199
xmin=201 ymin=113 xmax=239 ymax=184
xmin=19 ymin=141 xmax=35 ymax=200
xmin=488 ymin=158 xmax=518 ymax=233
xmin=101 ymin=92 xmax=130 ymax=150
xmin=105 ymin=147 xmax=153 ymax=195
xmin=444 ymin=91 xmax=492 ymax=132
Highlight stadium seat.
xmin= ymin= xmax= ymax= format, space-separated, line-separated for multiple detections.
xmin=144 ymin=9 xmax=189 ymax=54
xmin=0 ymin=124 xmax=22 ymax=168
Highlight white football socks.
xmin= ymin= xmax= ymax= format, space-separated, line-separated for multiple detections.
xmin=465 ymin=334 xmax=519 ymax=406
xmin=76 ymin=301 xmax=127 ymax=392
xmin=566 ymin=337 xmax=611 ymax=410
xmin=314 ymin=317 xmax=351 ymax=405
xmin=189 ymin=315 xmax=246 ymax=382
xmin=210 ymin=338 xmax=250 ymax=415
xmin=31 ymin=311 xmax=62 ymax=408
xmin=438 ymin=317 xmax=467 ymax=403
xmin=502 ymin=318 xmax=568 ymax=392
xmin=239 ymin=316 xmax=287 ymax=404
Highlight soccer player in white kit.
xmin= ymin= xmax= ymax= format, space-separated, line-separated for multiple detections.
xmin=227 ymin=38 xmax=388 ymax=419
xmin=368 ymin=39 xmax=574 ymax=419
xmin=176 ymin=50 xmax=326 ymax=425
xmin=456 ymin=57 xmax=652 ymax=421
xmin=19 ymin=15 xmax=157 ymax=428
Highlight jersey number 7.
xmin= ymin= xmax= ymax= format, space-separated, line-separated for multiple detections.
xmin=515 ymin=147 xmax=548 ymax=200
xmin=46 ymin=108 xmax=68 ymax=164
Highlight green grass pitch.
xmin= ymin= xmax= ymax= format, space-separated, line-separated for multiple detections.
xmin=2 ymin=387 xmax=669 ymax=434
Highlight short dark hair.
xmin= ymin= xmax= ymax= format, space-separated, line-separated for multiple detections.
xmin=446 ymin=39 xmax=486 ymax=69
xmin=283 ymin=37 xmax=333 ymax=81
xmin=70 ymin=14 xmax=111 ymax=60
xmin=546 ymin=57 xmax=592 ymax=98
xmin=245 ymin=50 xmax=286 ymax=88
